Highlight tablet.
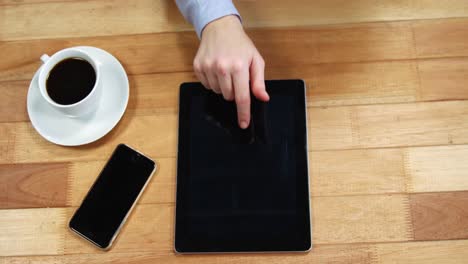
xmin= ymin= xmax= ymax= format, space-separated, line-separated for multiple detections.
xmin=175 ymin=80 xmax=311 ymax=253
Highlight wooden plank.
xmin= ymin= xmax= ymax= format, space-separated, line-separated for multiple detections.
xmin=4 ymin=241 xmax=468 ymax=264
xmin=309 ymin=106 xmax=357 ymax=149
xmin=351 ymin=101 xmax=468 ymax=149
xmin=0 ymin=32 xmax=196 ymax=82
xmin=310 ymin=100 xmax=468 ymax=150
xmin=0 ymin=21 xmax=414 ymax=82
xmin=312 ymin=194 xmax=412 ymax=244
xmin=0 ymin=0 xmax=189 ymax=41
xmin=0 ymin=208 xmax=65 ymax=256
xmin=6 ymin=143 xmax=468 ymax=210
xmin=413 ymin=18 xmax=468 ymax=58
xmin=310 ymin=148 xmax=406 ymax=196
xmin=7 ymin=56 xmax=465 ymax=125
xmin=305 ymin=61 xmax=418 ymax=107
xmin=0 ymin=194 xmax=458 ymax=259
xmin=3 ymin=0 xmax=468 ymax=41
xmin=5 ymin=100 xmax=468 ymax=164
xmin=0 ymin=123 xmax=15 ymax=163
xmin=68 ymin=157 xmax=176 ymax=207
xmin=69 ymin=147 xmax=410 ymax=207
xmin=374 ymin=240 xmax=468 ymax=264
xmin=0 ymin=80 xmax=29 ymax=122
xmin=1 ymin=59 xmax=420 ymax=123
xmin=3 ymin=113 xmax=177 ymax=164
xmin=0 ymin=244 xmax=374 ymax=263
xmin=0 ymin=194 xmax=413 ymax=256
xmin=256 ymin=21 xmax=414 ymax=65
xmin=0 ymin=163 xmax=69 ymax=209
xmin=410 ymin=191 xmax=468 ymax=241
xmin=4 ymin=21 xmax=466 ymax=111
xmin=237 ymin=0 xmax=468 ymax=29
xmin=418 ymin=58 xmax=468 ymax=101
xmin=127 ymin=73 xmax=192 ymax=116
xmin=407 ymin=145 xmax=468 ymax=193
xmin=0 ymin=72 xmax=192 ymax=123
xmin=0 ymin=148 xmax=406 ymax=209
xmin=131 ymin=58 xmax=419 ymax=112
xmin=0 ymin=0 xmax=75 ymax=5
xmin=71 ymin=148 xmax=405 ymax=208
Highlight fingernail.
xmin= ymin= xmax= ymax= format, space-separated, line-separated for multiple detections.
xmin=240 ymin=121 xmax=248 ymax=129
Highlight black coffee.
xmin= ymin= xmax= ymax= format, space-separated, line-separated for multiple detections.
xmin=46 ymin=58 xmax=96 ymax=105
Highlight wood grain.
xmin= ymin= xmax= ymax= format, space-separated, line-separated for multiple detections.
xmin=351 ymin=101 xmax=468 ymax=149
xmin=414 ymin=18 xmax=468 ymax=58
xmin=4 ymin=240 xmax=468 ymax=263
xmin=309 ymin=106 xmax=357 ymax=149
xmin=3 ymin=0 xmax=468 ymax=261
xmin=0 ymin=163 xmax=68 ymax=209
xmin=407 ymin=145 xmax=468 ymax=193
xmin=0 ymin=208 xmax=65 ymax=257
xmin=1 ymin=190 xmax=467 ymax=257
xmin=1 ymin=244 xmax=374 ymax=263
xmin=0 ymin=72 xmax=192 ymax=123
xmin=418 ymin=58 xmax=468 ymax=101
xmin=1 ymin=59 xmax=421 ymax=124
xmin=375 ymin=240 xmax=468 ymax=264
xmin=0 ymin=194 xmax=415 ymax=256
xmin=149 ymin=58 xmax=415 ymax=111
xmin=3 ymin=0 xmax=468 ymax=41
xmin=311 ymin=100 xmax=468 ymax=150
xmin=5 ymin=143 xmax=468 ymax=210
xmin=0 ymin=80 xmax=29 ymax=122
xmin=1 ymin=18 xmax=467 ymax=122
xmin=312 ymin=194 xmax=412 ymax=244
xmin=410 ymin=191 xmax=468 ymax=241
xmin=0 ymin=21 xmax=414 ymax=82
xmin=0 ymin=0 xmax=75 ymax=5
xmin=3 ymin=113 xmax=177 ymax=164
xmin=2 ymin=100 xmax=468 ymax=164
xmin=0 ymin=123 xmax=15 ymax=163
xmin=0 ymin=60 xmax=421 ymax=123
xmin=5 ymin=56 xmax=468 ymax=124
xmin=235 ymin=0 xmax=468 ymax=29
xmin=310 ymin=148 xmax=406 ymax=196
xmin=0 ymin=0 xmax=189 ymax=41
xmin=306 ymin=61 xmax=418 ymax=107
xmin=0 ymin=32 xmax=196 ymax=82
xmin=259 ymin=21 xmax=414 ymax=64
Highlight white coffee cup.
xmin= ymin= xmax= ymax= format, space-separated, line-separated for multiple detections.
xmin=38 ymin=47 xmax=102 ymax=117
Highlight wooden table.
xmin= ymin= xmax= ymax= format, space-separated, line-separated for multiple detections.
xmin=2 ymin=0 xmax=468 ymax=263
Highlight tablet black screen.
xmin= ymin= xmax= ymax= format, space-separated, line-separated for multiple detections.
xmin=176 ymin=80 xmax=311 ymax=253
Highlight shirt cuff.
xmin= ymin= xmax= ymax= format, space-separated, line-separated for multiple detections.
xmin=193 ymin=1 xmax=241 ymax=38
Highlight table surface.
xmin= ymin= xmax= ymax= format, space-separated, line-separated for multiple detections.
xmin=2 ymin=0 xmax=468 ymax=263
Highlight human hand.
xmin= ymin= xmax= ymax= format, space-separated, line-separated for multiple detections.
xmin=194 ymin=15 xmax=269 ymax=129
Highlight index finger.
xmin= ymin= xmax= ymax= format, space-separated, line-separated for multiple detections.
xmin=232 ymin=67 xmax=251 ymax=129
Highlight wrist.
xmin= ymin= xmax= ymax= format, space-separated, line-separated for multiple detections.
xmin=202 ymin=15 xmax=243 ymax=37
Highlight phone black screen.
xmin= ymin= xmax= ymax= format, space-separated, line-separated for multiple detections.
xmin=69 ymin=144 xmax=155 ymax=249
xmin=176 ymin=80 xmax=311 ymax=253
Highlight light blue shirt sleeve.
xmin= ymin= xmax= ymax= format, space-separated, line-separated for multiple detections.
xmin=175 ymin=0 xmax=241 ymax=38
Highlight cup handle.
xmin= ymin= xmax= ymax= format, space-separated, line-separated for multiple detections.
xmin=40 ymin=54 xmax=50 ymax=64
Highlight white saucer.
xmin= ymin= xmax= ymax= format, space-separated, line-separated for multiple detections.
xmin=27 ymin=46 xmax=129 ymax=146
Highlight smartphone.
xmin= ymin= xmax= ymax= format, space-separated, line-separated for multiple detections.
xmin=69 ymin=144 xmax=156 ymax=250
